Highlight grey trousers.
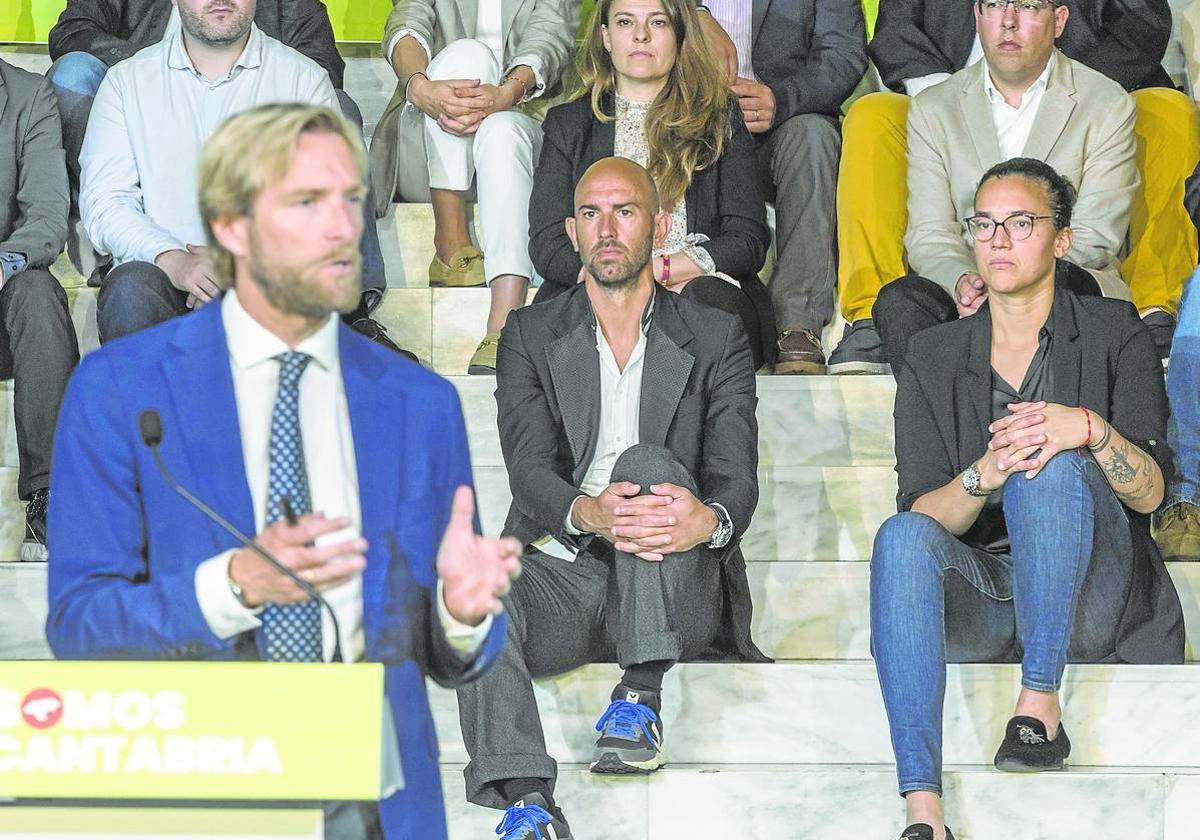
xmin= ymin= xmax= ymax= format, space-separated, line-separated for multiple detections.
xmin=456 ymin=443 xmax=724 ymax=809
xmin=0 ymin=269 xmax=80 ymax=499
xmin=756 ymin=113 xmax=841 ymax=334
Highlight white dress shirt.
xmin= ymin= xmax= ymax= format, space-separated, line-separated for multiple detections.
xmin=983 ymin=51 xmax=1055 ymax=160
xmin=387 ymin=6 xmax=547 ymax=100
xmin=194 ymin=292 xmax=490 ymax=661
xmin=703 ymin=0 xmax=758 ymax=82
xmin=79 ymin=24 xmax=339 ymax=266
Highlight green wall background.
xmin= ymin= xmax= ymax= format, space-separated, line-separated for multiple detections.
xmin=3 ymin=0 xmax=878 ymax=46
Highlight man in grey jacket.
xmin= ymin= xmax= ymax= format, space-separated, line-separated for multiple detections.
xmin=0 ymin=58 xmax=81 ymax=561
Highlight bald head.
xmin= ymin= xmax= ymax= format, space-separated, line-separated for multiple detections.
xmin=566 ymin=157 xmax=667 ymax=293
xmin=574 ymin=157 xmax=661 ymax=216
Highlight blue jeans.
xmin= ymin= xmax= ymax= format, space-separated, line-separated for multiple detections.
xmin=48 ymin=53 xmax=385 ymax=295
xmin=1167 ymin=267 xmax=1200 ymax=507
xmin=870 ymin=451 xmax=1134 ymax=796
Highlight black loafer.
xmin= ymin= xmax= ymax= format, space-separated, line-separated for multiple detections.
xmin=993 ymin=715 xmax=1071 ymax=772
xmin=900 ymin=824 xmax=956 ymax=840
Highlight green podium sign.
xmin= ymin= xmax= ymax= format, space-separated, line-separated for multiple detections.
xmin=0 ymin=661 xmax=385 ymax=802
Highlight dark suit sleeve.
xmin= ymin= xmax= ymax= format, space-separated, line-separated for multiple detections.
xmin=279 ymin=0 xmax=346 ymax=89
xmin=1 ymin=75 xmax=69 ymax=268
xmin=699 ymin=316 xmax=759 ymax=535
xmin=869 ymin=0 xmax=964 ymax=90
xmin=46 ymin=353 xmax=228 ymax=660
xmin=1106 ymin=313 xmax=1175 ymax=498
xmin=1061 ymin=0 xmax=1170 ymax=91
xmin=529 ymin=106 xmax=584 ymax=296
xmin=699 ymin=111 xmax=770 ymax=279
xmin=893 ymin=353 xmax=959 ymax=513
xmin=495 ymin=313 xmax=587 ymax=540
xmin=766 ymin=0 xmax=867 ymax=121
xmin=48 ymin=0 xmax=134 ymax=65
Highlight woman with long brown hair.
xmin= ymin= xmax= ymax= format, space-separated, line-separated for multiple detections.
xmin=529 ymin=0 xmax=775 ymax=369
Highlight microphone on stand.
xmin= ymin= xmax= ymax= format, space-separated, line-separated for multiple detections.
xmin=138 ymin=409 xmax=344 ymax=663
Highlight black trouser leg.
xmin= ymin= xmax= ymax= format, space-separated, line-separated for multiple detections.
xmin=0 ymin=269 xmax=80 ymax=499
xmin=680 ymin=276 xmax=769 ymax=370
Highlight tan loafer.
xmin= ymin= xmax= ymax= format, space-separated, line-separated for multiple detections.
xmin=429 ymin=245 xmax=485 ymax=287
xmin=468 ymin=333 xmax=500 ymax=375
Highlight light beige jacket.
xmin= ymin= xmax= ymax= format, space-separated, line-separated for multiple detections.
xmin=904 ymin=52 xmax=1138 ymax=299
xmin=368 ymin=0 xmax=575 ymax=216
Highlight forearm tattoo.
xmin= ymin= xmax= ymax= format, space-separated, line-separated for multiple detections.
xmin=1103 ymin=441 xmax=1157 ymax=504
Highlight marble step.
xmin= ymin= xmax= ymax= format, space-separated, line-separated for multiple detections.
xmin=429 ymin=662 xmax=1200 ymax=769
xmin=5 ymin=561 xmax=1200 ymax=662
xmin=441 ymin=764 xmax=1200 ymax=840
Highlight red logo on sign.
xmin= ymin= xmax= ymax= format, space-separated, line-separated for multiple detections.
xmin=21 ymin=688 xmax=64 ymax=729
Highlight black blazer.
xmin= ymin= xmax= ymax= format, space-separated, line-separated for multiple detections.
xmin=870 ymin=0 xmax=1172 ymax=93
xmin=743 ymin=0 xmax=869 ymax=121
xmin=48 ymin=0 xmax=345 ymax=88
xmin=894 ymin=287 xmax=1184 ymax=664
xmin=496 ymin=283 xmax=767 ymax=661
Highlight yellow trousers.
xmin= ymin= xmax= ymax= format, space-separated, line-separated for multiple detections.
xmin=836 ymin=89 xmax=1200 ymax=323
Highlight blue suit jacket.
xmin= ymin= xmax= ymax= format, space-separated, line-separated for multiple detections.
xmin=46 ymin=298 xmax=505 ymax=838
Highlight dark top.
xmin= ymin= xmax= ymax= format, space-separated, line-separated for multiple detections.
xmin=736 ymin=0 xmax=869 ymax=121
xmin=528 ymin=92 xmax=773 ymax=361
xmin=48 ymin=0 xmax=345 ymax=88
xmin=894 ymin=287 xmax=1184 ymax=663
xmin=496 ymin=282 xmax=766 ymax=662
xmin=870 ymin=0 xmax=1172 ymax=93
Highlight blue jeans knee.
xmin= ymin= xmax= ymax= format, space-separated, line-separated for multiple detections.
xmin=49 ymin=51 xmax=107 ymax=96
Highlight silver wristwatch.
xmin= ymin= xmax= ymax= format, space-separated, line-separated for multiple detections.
xmin=960 ymin=463 xmax=992 ymax=498
xmin=706 ymin=504 xmax=734 ymax=549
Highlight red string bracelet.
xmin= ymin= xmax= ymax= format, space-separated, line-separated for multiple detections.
xmin=1081 ymin=406 xmax=1092 ymax=449
xmin=660 ymin=254 xmax=671 ymax=286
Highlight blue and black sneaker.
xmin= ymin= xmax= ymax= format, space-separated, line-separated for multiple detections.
xmin=495 ymin=792 xmax=572 ymax=840
xmin=589 ymin=689 xmax=665 ymax=774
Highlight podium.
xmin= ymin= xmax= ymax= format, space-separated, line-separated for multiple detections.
xmin=0 ymin=661 xmax=389 ymax=839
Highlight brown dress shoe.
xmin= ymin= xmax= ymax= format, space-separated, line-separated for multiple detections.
xmin=1155 ymin=502 xmax=1200 ymax=561
xmin=774 ymin=328 xmax=827 ymax=375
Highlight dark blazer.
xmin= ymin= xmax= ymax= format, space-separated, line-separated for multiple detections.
xmin=0 ymin=59 xmax=68 ymax=269
xmin=496 ymin=283 xmax=768 ymax=661
xmin=870 ymin=0 xmax=1172 ymax=93
xmin=743 ymin=0 xmax=868 ymax=121
xmin=894 ymin=287 xmax=1184 ymax=664
xmin=48 ymin=0 xmax=345 ymax=88
xmin=46 ymin=298 xmax=506 ymax=840
xmin=529 ymin=93 xmax=772 ymax=356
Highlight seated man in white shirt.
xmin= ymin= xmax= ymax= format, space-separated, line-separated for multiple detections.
xmin=79 ymin=0 xmax=399 ymax=352
xmin=454 ymin=157 xmax=765 ymax=840
xmin=832 ymin=0 xmax=1198 ymax=374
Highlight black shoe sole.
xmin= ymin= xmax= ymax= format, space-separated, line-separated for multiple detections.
xmin=589 ymin=751 xmax=661 ymax=775
xmin=994 ymin=755 xmax=1067 ymax=773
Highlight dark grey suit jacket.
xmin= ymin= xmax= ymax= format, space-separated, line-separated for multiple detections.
xmin=894 ymin=287 xmax=1184 ymax=664
xmin=48 ymin=0 xmax=345 ymax=88
xmin=496 ymin=283 xmax=767 ymax=661
xmin=741 ymin=0 xmax=868 ymax=120
xmin=870 ymin=0 xmax=1172 ymax=93
xmin=0 ymin=59 xmax=68 ymax=270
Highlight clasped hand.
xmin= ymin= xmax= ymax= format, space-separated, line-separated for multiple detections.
xmin=574 ymin=481 xmax=717 ymax=563
xmin=408 ymin=76 xmax=514 ymax=137
xmin=977 ymin=401 xmax=1094 ymax=491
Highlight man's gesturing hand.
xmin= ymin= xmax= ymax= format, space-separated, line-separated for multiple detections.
xmin=438 ymin=486 xmax=522 ymax=627
xmin=229 ymin=513 xmax=367 ymax=608
xmin=610 ymin=483 xmax=717 ymax=562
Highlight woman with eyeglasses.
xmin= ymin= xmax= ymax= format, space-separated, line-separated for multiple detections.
xmin=870 ymin=158 xmax=1183 ymax=840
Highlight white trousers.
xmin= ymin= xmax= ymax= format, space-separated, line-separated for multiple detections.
xmin=395 ymin=38 xmax=544 ymax=284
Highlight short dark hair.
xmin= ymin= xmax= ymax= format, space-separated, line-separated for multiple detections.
xmin=974 ymin=158 xmax=1077 ymax=230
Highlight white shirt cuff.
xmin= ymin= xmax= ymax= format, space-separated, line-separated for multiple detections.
xmin=903 ymin=72 xmax=952 ymax=98
xmin=563 ymin=495 xmax=587 ymax=536
xmin=387 ymin=29 xmax=432 ymax=69
xmin=194 ymin=549 xmax=262 ymax=639
xmin=436 ymin=579 xmax=493 ymax=657
xmin=506 ymin=54 xmax=547 ymax=100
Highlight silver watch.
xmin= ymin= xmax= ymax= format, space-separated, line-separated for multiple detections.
xmin=706 ymin=504 xmax=734 ymax=549
xmin=960 ymin=463 xmax=992 ymax=497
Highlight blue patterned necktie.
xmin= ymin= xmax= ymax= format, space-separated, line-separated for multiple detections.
xmin=260 ymin=351 xmax=323 ymax=662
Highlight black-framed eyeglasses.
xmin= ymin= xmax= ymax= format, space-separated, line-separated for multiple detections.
xmin=977 ymin=0 xmax=1057 ymax=16
xmin=964 ymin=213 xmax=1054 ymax=242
